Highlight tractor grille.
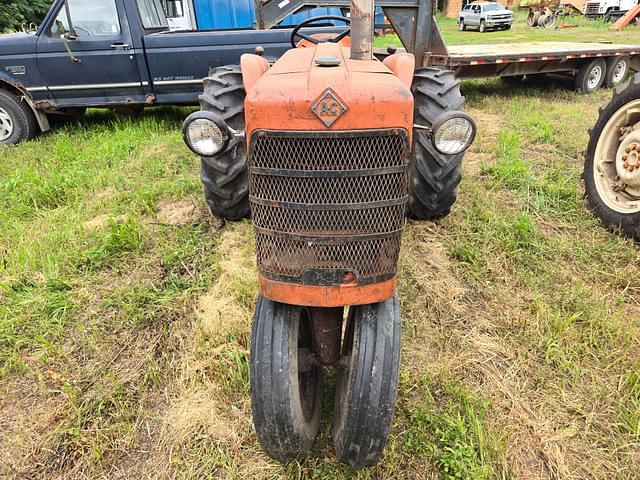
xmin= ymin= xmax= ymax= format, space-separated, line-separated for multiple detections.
xmin=248 ymin=129 xmax=409 ymax=286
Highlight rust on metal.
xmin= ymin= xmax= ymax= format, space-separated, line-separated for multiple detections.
xmin=350 ymin=0 xmax=374 ymax=61
xmin=309 ymin=307 xmax=343 ymax=365
xmin=259 ymin=275 xmax=397 ymax=307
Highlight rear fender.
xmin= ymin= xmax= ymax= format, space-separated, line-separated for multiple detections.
xmin=241 ymin=54 xmax=270 ymax=92
xmin=0 ymin=74 xmax=50 ymax=133
xmin=383 ymin=53 xmax=415 ymax=90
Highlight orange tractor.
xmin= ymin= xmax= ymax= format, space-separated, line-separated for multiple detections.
xmin=182 ymin=0 xmax=476 ymax=468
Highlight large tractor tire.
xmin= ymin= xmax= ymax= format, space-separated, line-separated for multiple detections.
xmin=408 ymin=68 xmax=466 ymax=221
xmin=584 ymin=74 xmax=640 ymax=241
xmin=250 ymin=297 xmax=323 ymax=462
xmin=332 ymin=296 xmax=401 ymax=469
xmin=0 ymin=88 xmax=38 ymax=145
xmin=199 ymin=65 xmax=250 ymax=220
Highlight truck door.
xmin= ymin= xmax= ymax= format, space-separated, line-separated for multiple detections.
xmin=36 ymin=0 xmax=145 ymax=107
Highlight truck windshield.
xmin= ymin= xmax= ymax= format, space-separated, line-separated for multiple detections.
xmin=484 ymin=4 xmax=505 ymax=10
xmin=137 ymin=0 xmax=170 ymax=29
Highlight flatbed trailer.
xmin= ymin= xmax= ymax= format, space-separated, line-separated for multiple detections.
xmin=427 ymin=41 xmax=640 ymax=83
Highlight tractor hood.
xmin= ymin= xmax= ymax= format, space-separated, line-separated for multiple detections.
xmin=244 ymin=43 xmax=413 ymax=139
xmin=0 ymin=32 xmax=37 ymax=56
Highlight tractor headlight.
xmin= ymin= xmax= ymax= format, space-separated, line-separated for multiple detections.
xmin=431 ymin=112 xmax=477 ymax=156
xmin=182 ymin=112 xmax=230 ymax=157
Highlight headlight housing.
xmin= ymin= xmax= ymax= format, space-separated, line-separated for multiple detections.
xmin=431 ymin=112 xmax=477 ymax=156
xmin=182 ymin=111 xmax=231 ymax=157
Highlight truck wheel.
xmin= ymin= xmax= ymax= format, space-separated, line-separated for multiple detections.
xmin=584 ymin=74 xmax=640 ymax=240
xmin=250 ymin=297 xmax=323 ymax=462
xmin=479 ymin=20 xmax=486 ymax=32
xmin=333 ymin=296 xmax=401 ymax=469
xmin=199 ymin=65 xmax=249 ymax=220
xmin=575 ymin=58 xmax=606 ymax=94
xmin=408 ymin=68 xmax=465 ymax=221
xmin=604 ymin=56 xmax=630 ymax=88
xmin=459 ymin=19 xmax=466 ymax=31
xmin=0 ymin=89 xmax=38 ymax=145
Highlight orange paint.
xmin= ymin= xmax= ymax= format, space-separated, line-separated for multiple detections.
xmin=244 ymin=43 xmax=414 ymax=142
xmin=259 ymin=275 xmax=397 ymax=307
xmin=383 ymin=53 xmax=416 ymax=90
xmin=240 ymin=54 xmax=270 ymax=92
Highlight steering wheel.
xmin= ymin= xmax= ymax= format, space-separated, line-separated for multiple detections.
xmin=290 ymin=15 xmax=351 ymax=48
xmin=73 ymin=25 xmax=93 ymax=37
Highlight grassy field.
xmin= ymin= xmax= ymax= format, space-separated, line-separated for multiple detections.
xmin=2 ymin=15 xmax=640 ymax=480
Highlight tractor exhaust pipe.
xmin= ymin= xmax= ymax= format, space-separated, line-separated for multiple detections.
xmin=350 ymin=0 xmax=374 ymax=61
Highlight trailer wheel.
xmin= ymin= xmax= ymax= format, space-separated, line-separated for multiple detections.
xmin=199 ymin=65 xmax=250 ymax=220
xmin=479 ymin=20 xmax=486 ymax=32
xmin=250 ymin=297 xmax=323 ymax=462
xmin=408 ymin=68 xmax=465 ymax=221
xmin=584 ymin=74 xmax=640 ymax=241
xmin=575 ymin=58 xmax=606 ymax=94
xmin=0 ymin=89 xmax=38 ymax=145
xmin=605 ymin=56 xmax=630 ymax=88
xmin=333 ymin=296 xmax=401 ymax=469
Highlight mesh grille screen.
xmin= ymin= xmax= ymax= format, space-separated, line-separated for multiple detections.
xmin=248 ymin=130 xmax=409 ymax=285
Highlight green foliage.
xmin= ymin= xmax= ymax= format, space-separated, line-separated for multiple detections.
xmin=0 ymin=0 xmax=53 ymax=32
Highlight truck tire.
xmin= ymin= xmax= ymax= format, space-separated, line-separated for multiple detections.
xmin=0 ymin=89 xmax=38 ymax=145
xmin=583 ymin=74 xmax=640 ymax=240
xmin=479 ymin=20 xmax=486 ymax=32
xmin=199 ymin=65 xmax=249 ymax=220
xmin=408 ymin=68 xmax=465 ymax=221
xmin=575 ymin=58 xmax=606 ymax=94
xmin=459 ymin=18 xmax=466 ymax=31
xmin=604 ymin=56 xmax=630 ymax=88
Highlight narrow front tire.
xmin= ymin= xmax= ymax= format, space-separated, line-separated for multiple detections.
xmin=333 ymin=296 xmax=401 ymax=469
xmin=250 ymin=297 xmax=323 ymax=462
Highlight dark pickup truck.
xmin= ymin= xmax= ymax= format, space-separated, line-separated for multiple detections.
xmin=0 ymin=0 xmax=342 ymax=144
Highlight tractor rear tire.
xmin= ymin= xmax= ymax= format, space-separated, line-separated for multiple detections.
xmin=583 ymin=74 xmax=640 ymax=241
xmin=332 ymin=296 xmax=401 ymax=469
xmin=408 ymin=68 xmax=465 ymax=221
xmin=250 ymin=297 xmax=323 ymax=462
xmin=199 ymin=65 xmax=250 ymax=220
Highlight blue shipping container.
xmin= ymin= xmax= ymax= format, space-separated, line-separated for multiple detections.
xmin=193 ymin=0 xmax=344 ymax=30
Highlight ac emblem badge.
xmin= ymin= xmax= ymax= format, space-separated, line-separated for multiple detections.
xmin=312 ymin=89 xmax=347 ymax=127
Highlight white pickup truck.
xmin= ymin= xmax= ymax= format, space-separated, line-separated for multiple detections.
xmin=458 ymin=1 xmax=514 ymax=32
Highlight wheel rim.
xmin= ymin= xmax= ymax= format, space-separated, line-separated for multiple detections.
xmin=297 ymin=308 xmax=320 ymax=423
xmin=587 ymin=65 xmax=603 ymax=90
xmin=0 ymin=107 xmax=14 ymax=141
xmin=593 ymin=98 xmax=640 ymax=214
xmin=612 ymin=60 xmax=628 ymax=85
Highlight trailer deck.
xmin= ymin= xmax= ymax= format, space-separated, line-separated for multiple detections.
xmin=427 ymin=41 xmax=640 ymax=80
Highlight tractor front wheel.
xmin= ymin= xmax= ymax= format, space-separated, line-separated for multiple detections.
xmin=408 ymin=68 xmax=466 ymax=221
xmin=333 ymin=296 xmax=401 ymax=469
xmin=199 ymin=65 xmax=250 ymax=220
xmin=250 ymin=297 xmax=323 ymax=462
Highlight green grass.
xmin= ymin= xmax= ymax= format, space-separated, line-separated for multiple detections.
xmin=2 ymin=19 xmax=640 ymax=480
xmin=375 ymin=9 xmax=640 ymax=47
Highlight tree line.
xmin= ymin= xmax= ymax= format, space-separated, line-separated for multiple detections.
xmin=0 ymin=0 xmax=54 ymax=32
